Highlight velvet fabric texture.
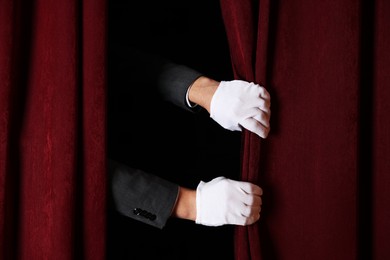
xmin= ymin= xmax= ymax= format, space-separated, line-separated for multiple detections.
xmin=220 ymin=0 xmax=390 ymax=259
xmin=0 ymin=0 xmax=106 ymax=259
xmin=1 ymin=1 xmax=389 ymax=259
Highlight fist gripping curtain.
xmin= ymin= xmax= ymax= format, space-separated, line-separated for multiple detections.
xmin=0 ymin=0 xmax=106 ymax=259
xmin=220 ymin=0 xmax=390 ymax=259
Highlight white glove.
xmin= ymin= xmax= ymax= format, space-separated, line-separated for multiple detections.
xmin=210 ymin=80 xmax=271 ymax=138
xmin=195 ymin=177 xmax=262 ymax=226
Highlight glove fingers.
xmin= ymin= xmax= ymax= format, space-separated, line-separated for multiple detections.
xmin=241 ymin=194 xmax=262 ymax=207
xmin=196 ymin=176 xmax=263 ymax=227
xmin=248 ymin=95 xmax=271 ymax=114
xmin=226 ymin=211 xmax=259 ymax=226
xmin=209 ymin=80 xmax=271 ymax=137
xmin=260 ymin=100 xmax=271 ymax=114
xmin=242 ymin=208 xmax=261 ymax=225
xmin=240 ymin=118 xmax=270 ymax=138
xmin=238 ymin=181 xmax=263 ymax=196
xmin=251 ymin=109 xmax=270 ymax=128
xmin=256 ymin=85 xmax=271 ymax=101
xmin=240 ymin=107 xmax=270 ymax=129
xmin=247 ymin=212 xmax=261 ymax=225
xmin=240 ymin=204 xmax=261 ymax=218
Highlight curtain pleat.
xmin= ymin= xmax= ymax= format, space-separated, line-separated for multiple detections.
xmin=0 ymin=0 xmax=106 ymax=259
xmin=220 ymin=0 xmax=390 ymax=259
xmin=220 ymin=0 xmax=270 ymax=259
xmin=373 ymin=1 xmax=390 ymax=259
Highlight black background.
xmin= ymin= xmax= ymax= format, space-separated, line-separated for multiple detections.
xmin=107 ymin=1 xmax=241 ymax=259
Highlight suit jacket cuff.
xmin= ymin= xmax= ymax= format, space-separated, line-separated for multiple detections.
xmin=157 ymin=62 xmax=203 ymax=112
xmin=109 ymin=160 xmax=179 ymax=229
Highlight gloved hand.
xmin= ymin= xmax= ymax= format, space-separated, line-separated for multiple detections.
xmin=195 ymin=176 xmax=262 ymax=226
xmin=210 ymin=80 xmax=271 ymax=138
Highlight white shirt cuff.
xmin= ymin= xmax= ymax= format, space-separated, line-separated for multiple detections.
xmin=185 ymin=84 xmax=198 ymax=108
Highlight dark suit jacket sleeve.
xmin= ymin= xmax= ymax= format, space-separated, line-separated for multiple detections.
xmin=109 ymin=160 xmax=179 ymax=229
xmin=108 ymin=47 xmax=202 ymax=228
xmin=110 ymin=45 xmax=203 ymax=112
xmin=156 ymin=59 xmax=203 ymax=111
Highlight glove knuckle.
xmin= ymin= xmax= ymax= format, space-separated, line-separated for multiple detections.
xmin=246 ymin=195 xmax=255 ymax=205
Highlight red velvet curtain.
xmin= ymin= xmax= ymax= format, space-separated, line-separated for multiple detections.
xmin=220 ymin=0 xmax=390 ymax=259
xmin=0 ymin=0 xmax=106 ymax=259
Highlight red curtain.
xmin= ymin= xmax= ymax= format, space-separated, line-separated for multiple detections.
xmin=0 ymin=0 xmax=106 ymax=259
xmin=220 ymin=0 xmax=390 ymax=259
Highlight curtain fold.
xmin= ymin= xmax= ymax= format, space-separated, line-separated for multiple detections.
xmin=0 ymin=0 xmax=106 ymax=259
xmin=220 ymin=0 xmax=390 ymax=259
xmin=220 ymin=0 xmax=270 ymax=259
xmin=373 ymin=1 xmax=390 ymax=259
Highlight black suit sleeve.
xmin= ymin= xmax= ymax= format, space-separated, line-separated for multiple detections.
xmin=110 ymin=45 xmax=203 ymax=112
xmin=108 ymin=160 xmax=178 ymax=229
xmin=108 ymin=46 xmax=202 ymax=228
